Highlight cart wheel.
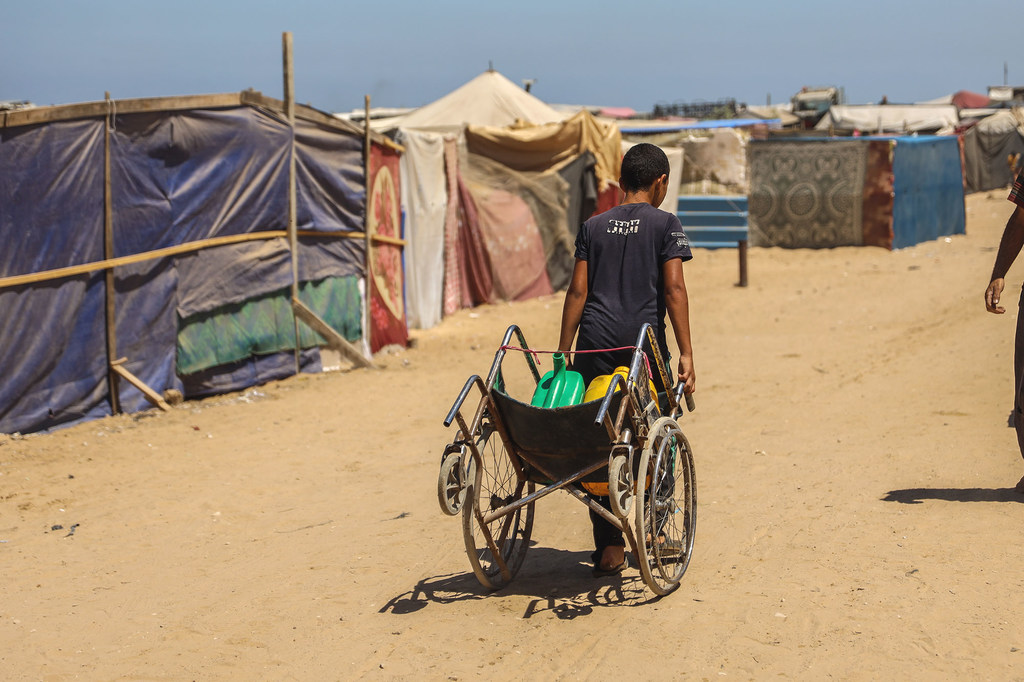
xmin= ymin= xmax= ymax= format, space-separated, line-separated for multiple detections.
xmin=635 ymin=417 xmax=696 ymax=596
xmin=462 ymin=420 xmax=534 ymax=590
xmin=608 ymin=454 xmax=634 ymax=519
xmin=437 ymin=448 xmax=473 ymax=516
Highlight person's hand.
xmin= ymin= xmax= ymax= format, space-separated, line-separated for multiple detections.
xmin=986 ymin=278 xmax=1006 ymax=314
xmin=677 ymin=355 xmax=695 ymax=394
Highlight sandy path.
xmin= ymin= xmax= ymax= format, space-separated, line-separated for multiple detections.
xmin=2 ymin=191 xmax=1023 ymax=680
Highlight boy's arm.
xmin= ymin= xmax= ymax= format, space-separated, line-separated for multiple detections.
xmin=986 ymin=204 xmax=1024 ymax=314
xmin=663 ymin=257 xmax=695 ymax=393
xmin=558 ymin=259 xmax=589 ymax=358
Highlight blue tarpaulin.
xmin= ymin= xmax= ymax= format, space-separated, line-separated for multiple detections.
xmin=748 ymin=135 xmax=965 ymax=250
xmin=890 ymin=136 xmax=966 ymax=250
xmin=0 ymin=100 xmax=368 ymax=434
xmin=0 ymin=119 xmax=111 ymax=432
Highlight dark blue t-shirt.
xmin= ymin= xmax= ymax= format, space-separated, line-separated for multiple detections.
xmin=573 ymin=202 xmax=692 ymax=389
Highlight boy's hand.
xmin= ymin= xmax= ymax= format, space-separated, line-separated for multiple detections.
xmin=677 ymin=355 xmax=695 ymax=394
xmin=986 ymin=278 xmax=1006 ymax=314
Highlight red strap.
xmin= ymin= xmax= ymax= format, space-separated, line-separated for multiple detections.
xmin=499 ymin=344 xmax=655 ymax=381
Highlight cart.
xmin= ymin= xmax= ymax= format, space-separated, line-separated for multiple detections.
xmin=437 ymin=323 xmax=696 ymax=596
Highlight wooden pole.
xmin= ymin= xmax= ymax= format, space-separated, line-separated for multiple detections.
xmin=103 ymin=91 xmax=120 ymax=414
xmin=292 ymin=299 xmax=376 ymax=370
xmin=363 ymin=94 xmax=373 ymax=355
xmin=110 ymin=358 xmax=171 ymax=411
xmin=0 ymin=230 xmax=382 ymax=292
xmin=283 ymin=31 xmax=300 ymax=375
xmin=737 ymin=239 xmax=749 ymax=288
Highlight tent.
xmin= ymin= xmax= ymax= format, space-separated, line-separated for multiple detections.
xmin=815 ymin=105 xmax=959 ymax=134
xmin=463 ymin=110 xmax=622 ymax=289
xmin=0 ymin=91 xmax=400 ymax=435
xmin=962 ymin=108 xmax=1024 ymax=192
xmin=395 ymin=71 xmax=621 ymax=329
xmin=396 ymin=70 xmax=564 ymax=132
xmin=622 ymin=126 xmax=750 ymax=195
xmin=920 ymin=90 xmax=991 ymax=109
xmin=748 ymin=136 xmax=965 ymax=250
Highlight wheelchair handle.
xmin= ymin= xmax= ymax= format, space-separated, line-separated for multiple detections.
xmin=444 ymin=374 xmax=483 ymax=427
xmin=675 ymin=382 xmax=696 ymax=412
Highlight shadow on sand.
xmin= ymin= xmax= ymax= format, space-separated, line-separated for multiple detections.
xmin=379 ymin=545 xmax=665 ymax=619
xmin=882 ymin=487 xmax=1024 ymax=504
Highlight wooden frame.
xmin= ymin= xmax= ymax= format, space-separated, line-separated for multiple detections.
xmin=1 ymin=90 xmax=404 ymax=154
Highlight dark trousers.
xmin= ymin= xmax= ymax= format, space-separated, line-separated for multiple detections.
xmin=589 ymin=424 xmax=679 ymax=564
xmin=1014 ymin=287 xmax=1024 ymax=459
xmin=580 ymin=351 xmax=674 ymax=564
xmin=589 ymin=496 xmax=624 ymax=564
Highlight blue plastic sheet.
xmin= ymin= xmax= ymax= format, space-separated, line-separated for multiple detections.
xmin=1 ymin=105 xmax=368 ymax=434
xmin=0 ymin=120 xmax=111 ymax=433
xmin=891 ymin=136 xmax=966 ymax=250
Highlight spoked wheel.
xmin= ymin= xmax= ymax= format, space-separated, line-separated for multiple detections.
xmin=462 ymin=417 xmax=535 ymax=590
xmin=635 ymin=417 xmax=696 ymax=596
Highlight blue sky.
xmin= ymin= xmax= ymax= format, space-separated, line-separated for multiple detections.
xmin=2 ymin=0 xmax=1018 ymax=113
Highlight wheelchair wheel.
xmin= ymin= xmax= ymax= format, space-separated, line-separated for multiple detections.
xmin=608 ymin=453 xmax=634 ymax=519
xmin=462 ymin=417 xmax=535 ymax=590
xmin=635 ymin=417 xmax=696 ymax=596
xmin=437 ymin=445 xmax=475 ymax=516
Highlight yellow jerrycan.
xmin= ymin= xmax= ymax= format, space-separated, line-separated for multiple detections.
xmin=583 ymin=366 xmax=657 ymax=403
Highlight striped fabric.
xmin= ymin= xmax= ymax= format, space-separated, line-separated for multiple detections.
xmin=1011 ymin=170 xmax=1024 ymax=208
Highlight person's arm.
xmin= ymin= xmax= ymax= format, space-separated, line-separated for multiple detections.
xmin=663 ymin=257 xmax=694 ymax=393
xmin=558 ymin=259 xmax=589 ymax=358
xmin=986 ymin=205 xmax=1024 ymax=314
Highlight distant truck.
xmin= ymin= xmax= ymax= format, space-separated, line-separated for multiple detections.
xmin=791 ymin=86 xmax=844 ymax=129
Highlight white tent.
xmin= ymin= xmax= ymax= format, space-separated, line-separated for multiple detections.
xmin=815 ymin=104 xmax=959 ymax=134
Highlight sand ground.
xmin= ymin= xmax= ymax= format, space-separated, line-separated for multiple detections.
xmin=2 ymin=191 xmax=1024 ymax=680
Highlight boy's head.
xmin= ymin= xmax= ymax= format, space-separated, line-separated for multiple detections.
xmin=620 ymin=143 xmax=671 ymax=194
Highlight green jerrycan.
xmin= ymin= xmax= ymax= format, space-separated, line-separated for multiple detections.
xmin=530 ymin=352 xmax=585 ymax=408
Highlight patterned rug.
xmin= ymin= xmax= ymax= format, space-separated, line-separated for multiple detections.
xmin=748 ymin=140 xmax=867 ymax=248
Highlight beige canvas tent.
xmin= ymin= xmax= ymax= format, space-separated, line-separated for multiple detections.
xmin=397 ymin=70 xmax=564 ymax=132
xmin=394 ymin=71 xmax=622 ymax=329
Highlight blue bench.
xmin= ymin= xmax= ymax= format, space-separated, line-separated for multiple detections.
xmin=677 ymin=195 xmax=749 ymax=287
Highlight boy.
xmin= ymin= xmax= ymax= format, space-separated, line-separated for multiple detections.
xmin=557 ymin=143 xmax=696 ymax=575
xmin=984 ymin=168 xmax=1024 ymax=491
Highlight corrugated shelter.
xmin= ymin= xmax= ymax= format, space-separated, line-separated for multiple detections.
xmin=748 ymin=136 xmax=965 ymax=250
xmin=0 ymin=91 xmax=400 ymax=434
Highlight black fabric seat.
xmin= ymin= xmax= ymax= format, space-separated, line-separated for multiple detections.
xmin=488 ymin=390 xmax=625 ymax=485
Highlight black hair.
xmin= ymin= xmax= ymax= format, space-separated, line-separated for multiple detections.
xmin=620 ymin=143 xmax=670 ymax=193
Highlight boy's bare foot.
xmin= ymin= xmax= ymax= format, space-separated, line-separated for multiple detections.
xmin=600 ymin=545 xmax=625 ymax=568
xmin=593 ymin=545 xmax=627 ymax=576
